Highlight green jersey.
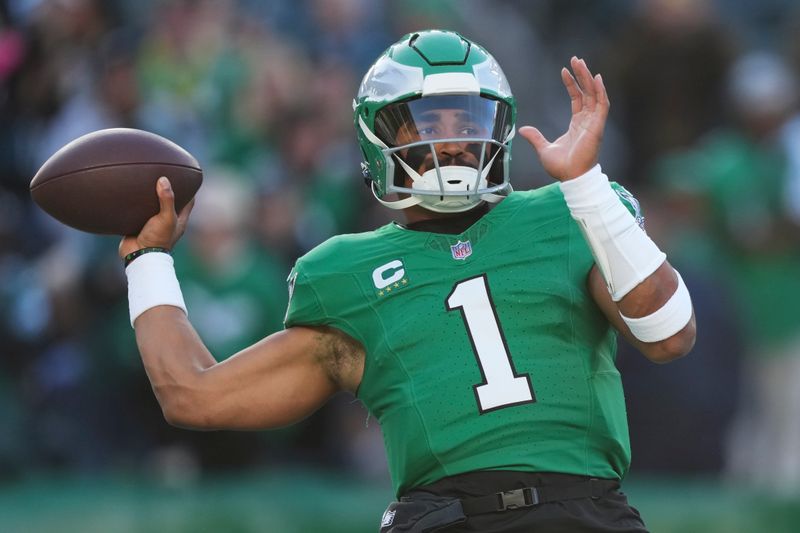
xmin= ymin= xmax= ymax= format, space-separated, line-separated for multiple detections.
xmin=285 ymin=184 xmax=633 ymax=496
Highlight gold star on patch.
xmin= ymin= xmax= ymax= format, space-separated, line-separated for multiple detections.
xmin=402 ymin=279 xmax=408 ymax=285
xmin=386 ymin=286 xmax=392 ymax=292
xmin=394 ymin=282 xmax=400 ymax=288
xmin=378 ymin=291 xmax=384 ymax=296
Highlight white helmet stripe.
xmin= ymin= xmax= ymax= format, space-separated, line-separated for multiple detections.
xmin=421 ymin=73 xmax=480 ymax=96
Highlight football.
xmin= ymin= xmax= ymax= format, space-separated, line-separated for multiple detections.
xmin=30 ymin=128 xmax=202 ymax=235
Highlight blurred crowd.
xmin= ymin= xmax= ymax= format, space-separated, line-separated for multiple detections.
xmin=1 ymin=0 xmax=800 ymax=496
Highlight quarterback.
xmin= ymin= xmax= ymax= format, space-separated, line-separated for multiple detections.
xmin=121 ymin=30 xmax=695 ymax=532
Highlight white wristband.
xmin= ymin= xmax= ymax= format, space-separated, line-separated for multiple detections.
xmin=125 ymin=252 xmax=187 ymax=328
xmin=621 ymin=272 xmax=693 ymax=342
xmin=560 ymin=165 xmax=666 ymax=301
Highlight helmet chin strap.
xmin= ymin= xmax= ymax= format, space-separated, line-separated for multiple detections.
xmin=370 ymin=181 xmax=424 ymax=210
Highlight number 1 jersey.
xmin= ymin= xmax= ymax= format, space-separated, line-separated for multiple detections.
xmin=284 ymin=183 xmax=634 ymax=496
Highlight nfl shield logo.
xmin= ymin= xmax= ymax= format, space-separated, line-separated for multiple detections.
xmin=450 ymin=240 xmax=473 ymax=260
xmin=381 ymin=509 xmax=396 ymax=527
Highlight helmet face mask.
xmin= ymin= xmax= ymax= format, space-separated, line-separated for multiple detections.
xmin=354 ymin=30 xmax=516 ymax=213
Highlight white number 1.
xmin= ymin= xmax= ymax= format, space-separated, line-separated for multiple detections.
xmin=446 ymin=275 xmax=535 ymax=413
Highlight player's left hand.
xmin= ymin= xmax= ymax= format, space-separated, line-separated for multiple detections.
xmin=518 ymin=56 xmax=609 ymax=182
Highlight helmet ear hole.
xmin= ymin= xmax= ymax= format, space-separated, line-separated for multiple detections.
xmin=361 ymin=162 xmax=372 ymax=187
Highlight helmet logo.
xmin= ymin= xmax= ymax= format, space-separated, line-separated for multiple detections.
xmin=450 ymin=240 xmax=473 ymax=260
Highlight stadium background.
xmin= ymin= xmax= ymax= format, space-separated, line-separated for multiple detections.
xmin=2 ymin=0 xmax=800 ymax=531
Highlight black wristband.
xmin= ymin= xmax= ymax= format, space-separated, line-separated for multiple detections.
xmin=124 ymin=247 xmax=171 ymax=267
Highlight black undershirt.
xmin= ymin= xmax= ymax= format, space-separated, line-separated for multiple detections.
xmin=402 ymin=202 xmax=490 ymax=235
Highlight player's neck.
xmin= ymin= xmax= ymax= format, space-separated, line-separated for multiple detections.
xmin=401 ymin=202 xmax=490 ymax=234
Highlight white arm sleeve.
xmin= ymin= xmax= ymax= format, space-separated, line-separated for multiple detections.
xmin=560 ymin=165 xmax=666 ymax=301
xmin=560 ymin=165 xmax=693 ymax=342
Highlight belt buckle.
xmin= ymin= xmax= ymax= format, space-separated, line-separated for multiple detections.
xmin=496 ymin=487 xmax=539 ymax=511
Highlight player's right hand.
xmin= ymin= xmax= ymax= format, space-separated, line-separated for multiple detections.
xmin=119 ymin=176 xmax=194 ymax=259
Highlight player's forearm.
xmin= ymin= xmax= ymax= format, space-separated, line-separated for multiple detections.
xmin=125 ymin=251 xmax=220 ymax=428
xmin=134 ymin=306 xmax=218 ymax=427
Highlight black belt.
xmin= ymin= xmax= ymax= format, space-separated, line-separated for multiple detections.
xmin=459 ymin=478 xmax=618 ymax=516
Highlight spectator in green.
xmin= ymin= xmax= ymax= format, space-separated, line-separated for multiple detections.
xmin=658 ymin=51 xmax=800 ymax=494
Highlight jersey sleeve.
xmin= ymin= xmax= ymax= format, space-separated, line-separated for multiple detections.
xmin=283 ymin=264 xmax=325 ymax=328
xmin=282 ymin=258 xmax=366 ymax=345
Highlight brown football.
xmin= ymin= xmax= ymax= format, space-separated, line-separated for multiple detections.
xmin=30 ymin=128 xmax=202 ymax=235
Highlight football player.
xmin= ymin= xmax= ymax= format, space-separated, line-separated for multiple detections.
xmin=121 ymin=30 xmax=696 ymax=532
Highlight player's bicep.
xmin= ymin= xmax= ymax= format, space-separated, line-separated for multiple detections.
xmin=191 ymin=326 xmax=349 ymax=430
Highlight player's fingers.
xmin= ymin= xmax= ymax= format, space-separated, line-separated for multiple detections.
xmin=177 ymin=197 xmax=195 ymax=220
xmin=595 ymin=73 xmax=610 ymax=110
xmin=518 ymin=126 xmax=550 ymax=154
xmin=176 ymin=197 xmax=195 ymax=234
xmin=571 ymin=57 xmax=596 ymax=110
xmin=562 ymin=66 xmax=582 ymax=115
xmin=156 ymin=176 xmax=177 ymax=220
xmin=584 ymin=74 xmax=609 ymax=133
xmin=118 ymin=236 xmax=133 ymax=258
